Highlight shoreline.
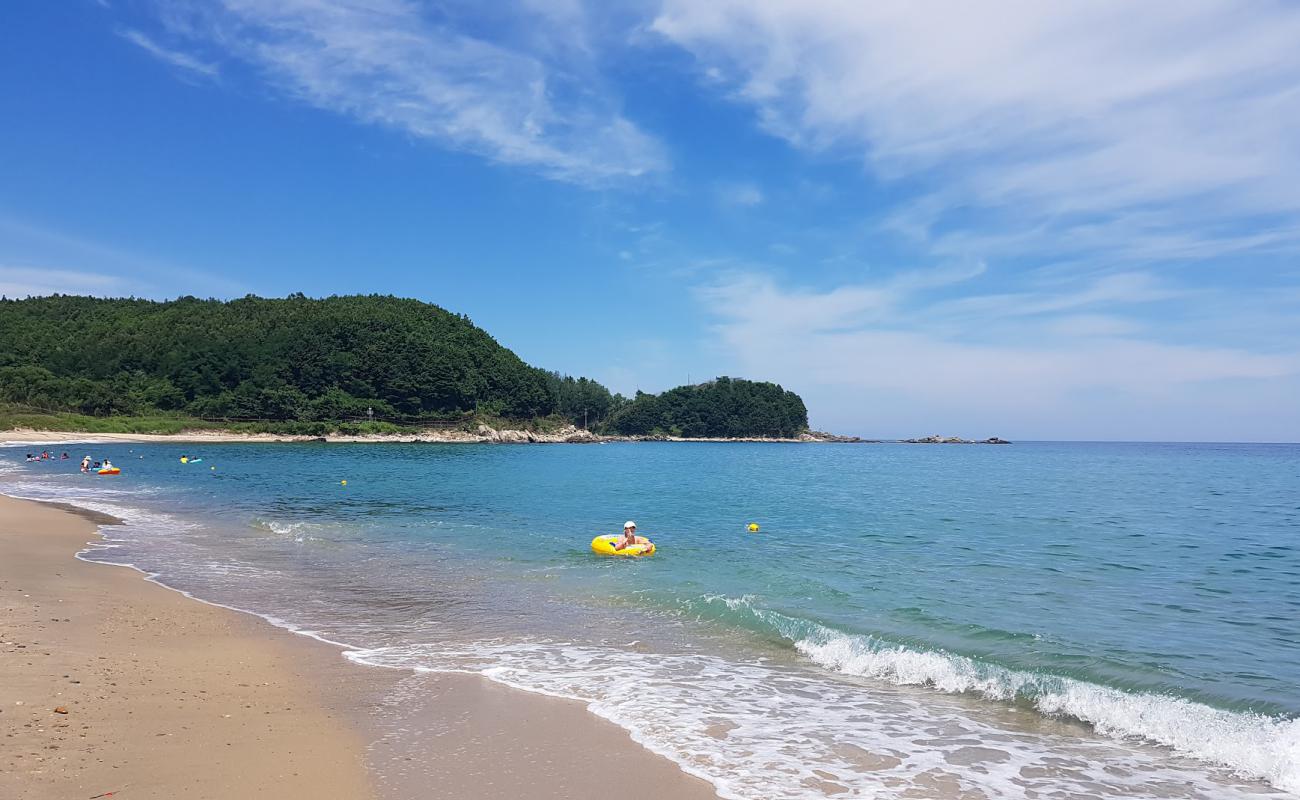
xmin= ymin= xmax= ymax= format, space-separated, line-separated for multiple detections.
xmin=0 ymin=493 xmax=379 ymax=800
xmin=0 ymin=493 xmax=719 ymax=800
xmin=4 ymin=427 xmax=1008 ymax=445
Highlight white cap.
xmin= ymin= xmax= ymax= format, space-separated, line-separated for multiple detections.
xmin=624 ymin=520 xmax=637 ymax=529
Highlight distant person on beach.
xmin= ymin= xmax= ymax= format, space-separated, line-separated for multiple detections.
xmin=613 ymin=521 xmax=641 ymax=551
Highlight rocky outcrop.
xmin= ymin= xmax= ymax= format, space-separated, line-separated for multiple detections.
xmin=472 ymin=423 xmax=601 ymax=444
xmin=560 ymin=426 xmax=602 ymax=443
xmin=903 ymin=434 xmax=971 ymax=443
xmin=800 ymin=430 xmax=866 ymax=443
xmin=901 ymin=435 xmax=1012 ymax=444
xmin=474 ymin=424 xmax=530 ymax=443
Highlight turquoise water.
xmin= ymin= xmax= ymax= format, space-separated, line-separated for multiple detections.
xmin=3 ymin=440 xmax=1298 ymax=798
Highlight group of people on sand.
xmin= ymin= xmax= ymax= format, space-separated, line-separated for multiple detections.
xmin=25 ymin=450 xmax=69 ymax=462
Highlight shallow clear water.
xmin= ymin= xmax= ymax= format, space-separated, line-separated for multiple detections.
xmin=3 ymin=440 xmax=1298 ymax=798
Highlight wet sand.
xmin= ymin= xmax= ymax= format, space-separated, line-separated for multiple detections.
xmin=0 ymin=494 xmax=718 ymax=800
xmin=0 ymin=494 xmax=378 ymax=800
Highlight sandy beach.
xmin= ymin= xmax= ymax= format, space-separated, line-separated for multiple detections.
xmin=3 ymin=427 xmax=866 ymax=446
xmin=0 ymin=494 xmax=718 ymax=800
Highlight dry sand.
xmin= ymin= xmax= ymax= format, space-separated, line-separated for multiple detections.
xmin=4 ymin=430 xmax=333 ymax=444
xmin=6 ymin=428 xmax=850 ymax=445
xmin=0 ymin=494 xmax=719 ymax=800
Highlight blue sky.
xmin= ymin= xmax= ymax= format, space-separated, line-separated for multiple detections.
xmin=3 ymin=1 xmax=1299 ymax=441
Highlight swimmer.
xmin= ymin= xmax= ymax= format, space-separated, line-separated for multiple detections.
xmin=613 ymin=520 xmax=643 ymax=551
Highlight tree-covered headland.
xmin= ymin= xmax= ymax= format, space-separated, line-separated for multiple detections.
xmin=0 ymin=294 xmax=809 ymax=438
xmin=604 ymin=377 xmax=808 ymax=438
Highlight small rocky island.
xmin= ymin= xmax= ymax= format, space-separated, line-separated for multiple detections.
xmin=901 ymin=435 xmax=1011 ymax=444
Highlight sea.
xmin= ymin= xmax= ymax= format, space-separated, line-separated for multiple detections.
xmin=2 ymin=440 xmax=1297 ymax=799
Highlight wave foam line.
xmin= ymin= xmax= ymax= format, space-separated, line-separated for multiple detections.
xmin=705 ymin=596 xmax=1300 ymax=793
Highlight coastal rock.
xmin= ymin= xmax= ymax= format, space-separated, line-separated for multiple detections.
xmin=803 ymin=430 xmax=864 ymax=443
xmin=900 ymin=435 xmax=1010 ymax=444
xmin=559 ymin=425 xmax=600 ymax=443
xmin=468 ymin=423 xmax=603 ymax=443
xmin=53 ymin=706 xmax=68 ymax=714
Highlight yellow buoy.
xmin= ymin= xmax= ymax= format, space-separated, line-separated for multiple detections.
xmin=747 ymin=523 xmax=760 ymax=533
xmin=340 ymin=480 xmax=347 ymax=486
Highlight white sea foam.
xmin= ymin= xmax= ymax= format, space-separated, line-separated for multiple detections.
xmin=347 ymin=640 xmax=1283 ymax=800
xmin=249 ymin=518 xmax=319 ymax=542
xmin=799 ymin=630 xmax=1300 ymax=791
xmin=693 ymin=595 xmax=1300 ymax=795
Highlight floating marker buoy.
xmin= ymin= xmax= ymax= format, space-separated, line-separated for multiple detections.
xmin=210 ymin=466 xmax=215 ymax=470
xmin=747 ymin=523 xmax=760 ymax=532
xmin=341 ymin=480 xmax=347 ymax=486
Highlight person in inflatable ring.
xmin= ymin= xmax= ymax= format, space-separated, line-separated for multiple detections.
xmin=613 ymin=520 xmax=642 ymax=551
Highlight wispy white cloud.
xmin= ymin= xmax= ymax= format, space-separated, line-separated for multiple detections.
xmin=0 ymin=266 xmax=124 ymax=298
xmin=696 ymin=268 xmax=1300 ymax=440
xmin=0 ymin=216 xmax=250 ymax=299
xmin=1046 ymin=314 xmax=1143 ymax=338
xmin=653 ymin=1 xmax=1300 ymax=261
xmin=716 ymin=181 xmax=764 ymax=207
xmin=926 ymin=271 xmax=1186 ymax=320
xmin=118 ymin=28 xmax=219 ymax=78
xmin=153 ymin=0 xmax=665 ymax=185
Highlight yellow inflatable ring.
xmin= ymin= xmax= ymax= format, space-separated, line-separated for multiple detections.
xmin=591 ymin=534 xmax=655 ymax=557
xmin=97 ymin=468 xmax=121 ymax=475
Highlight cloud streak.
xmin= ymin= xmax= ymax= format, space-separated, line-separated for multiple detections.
xmin=0 ymin=216 xmax=250 ymax=299
xmin=717 ymin=181 xmax=764 ymax=208
xmin=653 ymin=1 xmax=1300 ymax=261
xmin=156 ymin=0 xmax=665 ymax=185
xmin=118 ymin=28 xmax=219 ymax=78
xmin=0 ymin=266 xmax=124 ymax=298
xmin=697 ymin=268 xmax=1300 ymax=440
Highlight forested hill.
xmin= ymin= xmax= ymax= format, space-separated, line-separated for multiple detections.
xmin=605 ymin=377 xmax=808 ymax=438
xmin=0 ymin=295 xmax=810 ymax=438
xmin=0 ymin=294 xmax=620 ymax=424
